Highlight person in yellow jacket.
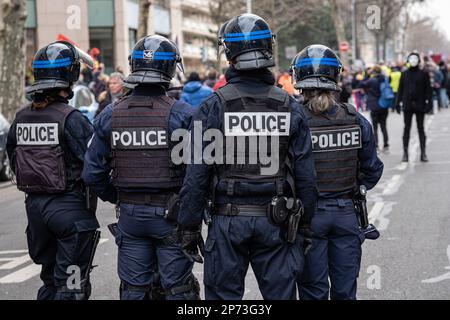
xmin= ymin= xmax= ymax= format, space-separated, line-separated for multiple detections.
xmin=390 ymin=65 xmax=402 ymax=112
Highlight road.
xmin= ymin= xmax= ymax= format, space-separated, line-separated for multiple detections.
xmin=1 ymin=109 xmax=450 ymax=300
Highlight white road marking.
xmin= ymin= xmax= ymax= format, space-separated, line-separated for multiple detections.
xmin=369 ymin=202 xmax=384 ymax=223
xmin=0 ymin=254 xmax=30 ymax=270
xmin=0 ymin=239 xmax=110 ymax=284
xmin=422 ymin=245 xmax=450 ymax=284
xmin=382 ymin=175 xmax=402 ymax=195
xmin=0 ymin=250 xmax=28 ymax=255
xmin=0 ymin=263 xmax=41 ymax=284
xmin=395 ymin=163 xmax=408 ymax=171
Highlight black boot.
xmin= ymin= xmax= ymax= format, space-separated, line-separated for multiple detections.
xmin=421 ymin=148 xmax=429 ymax=162
xmin=402 ymin=148 xmax=409 ymax=162
xmin=420 ymin=135 xmax=428 ymax=162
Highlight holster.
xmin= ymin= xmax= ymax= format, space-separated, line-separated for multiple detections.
xmin=268 ymin=196 xmax=303 ymax=244
xmin=285 ymin=199 xmax=303 ymax=244
xmin=164 ymin=193 xmax=181 ymax=223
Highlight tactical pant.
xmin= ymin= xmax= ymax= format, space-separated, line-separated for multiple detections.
xmin=298 ymin=199 xmax=363 ymax=300
xmin=115 ymin=203 xmax=195 ymax=300
xmin=204 ymin=215 xmax=304 ymax=300
xmin=25 ymin=191 xmax=99 ymax=300
xmin=403 ymin=111 xmax=426 ymax=151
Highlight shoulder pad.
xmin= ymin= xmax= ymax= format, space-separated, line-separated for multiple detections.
xmin=342 ymin=103 xmax=357 ymax=116
xmin=268 ymin=86 xmax=289 ymax=103
xmin=216 ymin=84 xmax=241 ymax=103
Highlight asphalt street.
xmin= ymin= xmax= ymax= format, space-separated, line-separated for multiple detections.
xmin=1 ymin=108 xmax=450 ymax=300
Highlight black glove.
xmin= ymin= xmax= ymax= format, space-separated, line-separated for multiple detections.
xmin=179 ymin=227 xmax=205 ymax=264
xmin=395 ymin=105 xmax=401 ymax=114
xmin=298 ymin=225 xmax=313 ymax=256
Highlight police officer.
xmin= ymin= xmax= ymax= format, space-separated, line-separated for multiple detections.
xmin=178 ymin=14 xmax=317 ymax=300
xmin=6 ymin=41 xmax=100 ymax=300
xmin=291 ymin=45 xmax=384 ymax=300
xmin=82 ymin=35 xmax=198 ymax=300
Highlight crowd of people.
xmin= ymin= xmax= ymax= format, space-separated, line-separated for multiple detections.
xmin=67 ymin=45 xmax=449 ymax=166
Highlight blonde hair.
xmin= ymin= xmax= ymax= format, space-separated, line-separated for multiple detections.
xmin=303 ymin=90 xmax=337 ymax=114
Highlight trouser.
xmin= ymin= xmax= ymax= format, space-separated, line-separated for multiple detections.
xmin=434 ymin=89 xmax=442 ymax=109
xmin=298 ymin=199 xmax=363 ymax=300
xmin=370 ymin=111 xmax=389 ymax=148
xmin=440 ymin=88 xmax=449 ymax=108
xmin=204 ymin=215 xmax=304 ymax=300
xmin=25 ymin=191 xmax=99 ymax=300
xmin=403 ymin=111 xmax=426 ymax=150
xmin=115 ymin=203 xmax=195 ymax=300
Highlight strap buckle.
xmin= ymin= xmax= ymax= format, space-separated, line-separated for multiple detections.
xmin=226 ymin=203 xmax=240 ymax=216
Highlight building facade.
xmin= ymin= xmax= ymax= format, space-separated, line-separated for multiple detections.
xmin=26 ymin=0 xmax=221 ymax=75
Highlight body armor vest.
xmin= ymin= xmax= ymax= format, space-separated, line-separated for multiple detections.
xmin=303 ymin=103 xmax=362 ymax=194
xmin=14 ymin=102 xmax=79 ymax=193
xmin=111 ymin=94 xmax=183 ymax=191
xmin=216 ymin=83 xmax=292 ymax=196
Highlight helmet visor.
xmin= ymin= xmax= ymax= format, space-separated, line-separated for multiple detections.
xmin=75 ymin=46 xmax=94 ymax=69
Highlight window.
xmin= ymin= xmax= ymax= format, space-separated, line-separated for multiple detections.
xmin=129 ymin=29 xmax=137 ymax=50
xmin=89 ymin=28 xmax=115 ymax=74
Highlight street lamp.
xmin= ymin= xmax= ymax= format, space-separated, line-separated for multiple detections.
xmin=352 ymin=0 xmax=357 ymax=62
xmin=247 ymin=0 xmax=252 ymax=14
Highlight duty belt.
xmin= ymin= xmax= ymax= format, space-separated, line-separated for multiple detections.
xmin=118 ymin=192 xmax=171 ymax=207
xmin=215 ymin=204 xmax=267 ymax=217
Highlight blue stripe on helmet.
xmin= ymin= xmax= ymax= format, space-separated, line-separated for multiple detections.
xmin=33 ymin=57 xmax=72 ymax=65
xmin=224 ymin=33 xmax=273 ymax=42
xmin=153 ymin=52 xmax=175 ymax=56
xmin=296 ymin=58 xmax=341 ymax=68
xmin=33 ymin=61 xmax=73 ymax=68
xmin=224 ymin=29 xmax=272 ymax=38
xmin=132 ymin=50 xmax=175 ymax=60
xmin=151 ymin=57 xmax=175 ymax=61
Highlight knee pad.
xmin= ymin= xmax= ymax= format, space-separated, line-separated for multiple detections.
xmin=56 ymin=280 xmax=91 ymax=300
xmin=120 ymin=281 xmax=152 ymax=300
xmin=165 ymin=273 xmax=201 ymax=300
xmin=150 ymin=273 xmax=166 ymax=301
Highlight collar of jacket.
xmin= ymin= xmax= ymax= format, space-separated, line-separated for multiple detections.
xmin=133 ymin=84 xmax=168 ymax=97
xmin=225 ymin=66 xmax=276 ymax=86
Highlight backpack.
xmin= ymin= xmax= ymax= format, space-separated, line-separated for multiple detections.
xmin=378 ymin=77 xmax=395 ymax=109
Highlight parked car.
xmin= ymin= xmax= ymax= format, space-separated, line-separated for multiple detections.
xmin=69 ymin=85 xmax=98 ymax=123
xmin=0 ymin=113 xmax=11 ymax=181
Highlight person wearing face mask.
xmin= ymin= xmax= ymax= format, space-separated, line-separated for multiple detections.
xmin=396 ymin=52 xmax=433 ymax=162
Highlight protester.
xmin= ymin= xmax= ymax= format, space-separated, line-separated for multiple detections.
xmin=204 ymin=68 xmax=218 ymax=89
xmin=360 ymin=66 xmax=390 ymax=152
xmin=181 ymin=72 xmax=213 ymax=107
xmin=96 ymin=72 xmax=125 ymax=117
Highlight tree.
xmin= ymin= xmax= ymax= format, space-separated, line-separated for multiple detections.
xmin=208 ymin=0 xmax=246 ymax=71
xmin=277 ymin=2 xmax=338 ymax=69
xmin=329 ymin=0 xmax=350 ymax=66
xmin=254 ymin=0 xmax=317 ymax=67
xmin=353 ymin=0 xmax=425 ymax=62
xmin=0 ymin=0 xmax=27 ymax=121
xmin=138 ymin=0 xmax=152 ymax=40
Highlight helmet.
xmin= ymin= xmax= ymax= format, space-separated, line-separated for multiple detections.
xmin=291 ymin=44 xmax=343 ymax=92
xmin=220 ymin=14 xmax=275 ymax=70
xmin=217 ymin=19 xmax=231 ymax=60
xmin=27 ymin=41 xmax=93 ymax=94
xmin=125 ymin=35 xmax=183 ymax=85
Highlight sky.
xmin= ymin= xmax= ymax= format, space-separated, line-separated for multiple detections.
xmin=416 ymin=0 xmax=450 ymax=39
